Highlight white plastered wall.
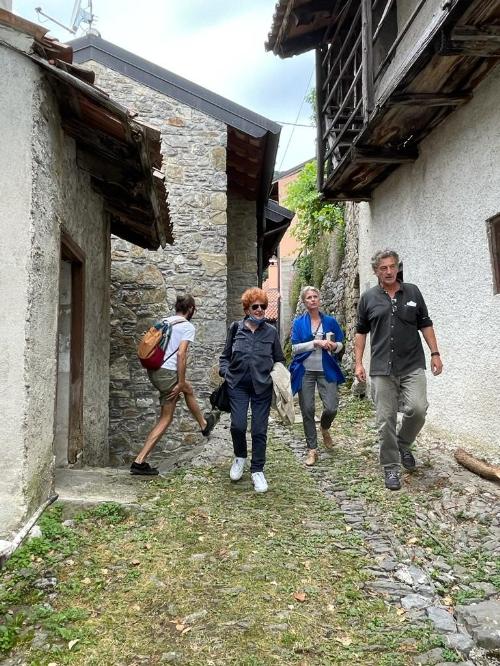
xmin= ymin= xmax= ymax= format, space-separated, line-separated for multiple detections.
xmin=0 ymin=45 xmax=33 ymax=533
xmin=0 ymin=41 xmax=110 ymax=537
xmin=358 ymin=65 xmax=500 ymax=453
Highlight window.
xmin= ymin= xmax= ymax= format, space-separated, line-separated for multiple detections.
xmin=487 ymin=214 xmax=500 ymax=294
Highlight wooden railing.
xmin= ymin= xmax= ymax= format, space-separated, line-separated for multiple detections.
xmin=317 ymin=0 xmax=427 ymax=191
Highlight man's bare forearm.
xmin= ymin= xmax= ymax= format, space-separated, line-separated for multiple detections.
xmin=176 ymin=352 xmax=187 ymax=385
xmin=354 ymin=333 xmax=367 ymax=366
xmin=421 ymin=326 xmax=439 ymax=353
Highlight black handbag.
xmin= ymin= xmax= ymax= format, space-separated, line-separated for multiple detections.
xmin=210 ymin=381 xmax=231 ymax=412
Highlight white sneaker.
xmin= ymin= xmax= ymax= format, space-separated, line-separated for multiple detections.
xmin=251 ymin=472 xmax=268 ymax=493
xmin=229 ymin=457 xmax=246 ymax=481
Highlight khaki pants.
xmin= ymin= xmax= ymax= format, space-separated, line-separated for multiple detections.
xmin=371 ymin=368 xmax=428 ymax=468
xmin=147 ymin=368 xmax=178 ymax=405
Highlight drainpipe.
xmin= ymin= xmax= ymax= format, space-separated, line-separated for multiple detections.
xmin=0 ymin=494 xmax=58 ymax=568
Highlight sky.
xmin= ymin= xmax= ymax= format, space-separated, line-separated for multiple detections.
xmin=12 ymin=0 xmax=317 ymax=172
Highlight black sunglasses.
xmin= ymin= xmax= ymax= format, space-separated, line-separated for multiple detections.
xmin=250 ymin=303 xmax=267 ymax=311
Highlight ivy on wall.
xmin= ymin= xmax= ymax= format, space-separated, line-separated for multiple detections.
xmin=284 ymin=161 xmax=344 ymax=312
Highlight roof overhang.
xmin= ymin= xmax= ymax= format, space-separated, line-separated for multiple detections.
xmin=266 ymin=0 xmax=341 ymax=58
xmin=0 ymin=9 xmax=172 ymax=250
xmin=70 ymin=35 xmax=282 ymax=206
xmin=263 ymin=199 xmax=294 ymax=267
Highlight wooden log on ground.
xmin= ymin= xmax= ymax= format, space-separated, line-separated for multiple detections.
xmin=454 ymin=448 xmax=500 ymax=483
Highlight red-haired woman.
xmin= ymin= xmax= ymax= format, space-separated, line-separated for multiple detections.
xmin=219 ymin=288 xmax=285 ymax=493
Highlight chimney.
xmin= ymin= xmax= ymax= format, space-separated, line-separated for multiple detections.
xmin=0 ymin=1 xmax=13 ymax=10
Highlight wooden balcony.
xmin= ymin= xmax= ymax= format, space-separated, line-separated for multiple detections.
xmin=267 ymin=0 xmax=500 ymax=202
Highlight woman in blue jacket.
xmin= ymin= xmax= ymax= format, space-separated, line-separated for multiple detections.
xmin=290 ymin=286 xmax=345 ymax=466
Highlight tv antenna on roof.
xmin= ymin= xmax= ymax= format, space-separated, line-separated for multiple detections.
xmin=35 ymin=0 xmax=100 ymax=37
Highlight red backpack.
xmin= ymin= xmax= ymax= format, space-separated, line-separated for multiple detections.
xmin=137 ymin=319 xmax=183 ymax=370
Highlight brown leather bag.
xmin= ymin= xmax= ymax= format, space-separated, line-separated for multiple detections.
xmin=137 ymin=319 xmax=183 ymax=370
xmin=137 ymin=327 xmax=163 ymax=361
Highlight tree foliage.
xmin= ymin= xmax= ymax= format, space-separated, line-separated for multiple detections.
xmin=284 ymin=161 xmax=344 ymax=251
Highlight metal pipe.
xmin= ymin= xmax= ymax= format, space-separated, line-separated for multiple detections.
xmin=0 ymin=494 xmax=59 ymax=567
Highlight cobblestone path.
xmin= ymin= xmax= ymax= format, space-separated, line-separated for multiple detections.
xmin=269 ymin=396 xmax=500 ymax=666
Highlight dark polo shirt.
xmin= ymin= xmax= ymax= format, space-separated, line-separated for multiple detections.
xmin=219 ymin=319 xmax=285 ymax=394
xmin=356 ymin=282 xmax=433 ymax=376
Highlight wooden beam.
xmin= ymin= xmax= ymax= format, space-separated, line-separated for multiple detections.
xmin=361 ymin=0 xmax=374 ymax=122
xmin=76 ymin=149 xmax=140 ymax=185
xmin=452 ymin=25 xmax=500 ymax=43
xmin=325 ymin=190 xmax=372 ymax=202
xmin=316 ymin=46 xmax=326 ymax=192
xmin=292 ymin=0 xmax=335 ymax=27
xmin=351 ymin=146 xmax=418 ymax=164
xmin=441 ymin=25 xmax=500 ymax=57
xmin=387 ymin=92 xmax=473 ymax=107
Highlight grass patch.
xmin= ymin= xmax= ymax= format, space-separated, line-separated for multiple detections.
xmin=2 ymin=431 xmax=435 ymax=665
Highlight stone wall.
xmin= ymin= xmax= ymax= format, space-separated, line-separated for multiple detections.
xmin=285 ymin=203 xmax=360 ymax=373
xmin=227 ymin=193 xmax=258 ymax=324
xmin=83 ymin=61 xmax=230 ymax=466
xmin=318 ymin=203 xmax=360 ymax=374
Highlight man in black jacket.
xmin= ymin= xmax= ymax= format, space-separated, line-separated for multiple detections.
xmin=354 ymin=250 xmax=443 ymax=490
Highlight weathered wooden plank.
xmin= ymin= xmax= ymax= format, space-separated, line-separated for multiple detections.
xmin=325 ymin=190 xmax=372 ymax=202
xmin=441 ymin=25 xmax=500 ymax=56
xmin=316 ymin=46 xmax=326 ymax=192
xmin=292 ymin=0 xmax=336 ymax=27
xmin=361 ymin=0 xmax=374 ymax=122
xmin=387 ymin=92 xmax=472 ymax=106
xmin=351 ymin=146 xmax=418 ymax=164
xmin=452 ymin=25 xmax=500 ymax=42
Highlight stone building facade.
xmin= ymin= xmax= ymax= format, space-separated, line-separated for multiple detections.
xmin=72 ymin=37 xmax=283 ymax=467
xmin=85 ymin=61 xmax=230 ymax=464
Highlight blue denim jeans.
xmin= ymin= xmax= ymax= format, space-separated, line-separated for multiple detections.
xmin=228 ymin=371 xmax=273 ymax=473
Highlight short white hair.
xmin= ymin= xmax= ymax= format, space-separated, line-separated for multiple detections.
xmin=300 ymin=285 xmax=320 ymax=302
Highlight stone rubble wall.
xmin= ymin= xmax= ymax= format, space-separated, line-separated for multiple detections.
xmin=226 ymin=193 xmax=258 ymax=325
xmin=85 ymin=61 xmax=230 ymax=466
xmin=317 ymin=203 xmax=360 ymax=375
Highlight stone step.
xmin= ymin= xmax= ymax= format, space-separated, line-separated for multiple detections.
xmin=54 ymin=467 xmax=145 ymax=515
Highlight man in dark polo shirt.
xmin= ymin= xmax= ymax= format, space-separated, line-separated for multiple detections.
xmin=354 ymin=249 xmax=443 ymax=490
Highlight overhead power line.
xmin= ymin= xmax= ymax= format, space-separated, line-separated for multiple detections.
xmin=275 ymin=120 xmax=315 ymax=127
xmin=277 ymin=66 xmax=315 ymax=173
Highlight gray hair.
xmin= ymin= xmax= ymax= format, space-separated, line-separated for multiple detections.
xmin=300 ymin=285 xmax=320 ymax=302
xmin=371 ymin=249 xmax=400 ymax=272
